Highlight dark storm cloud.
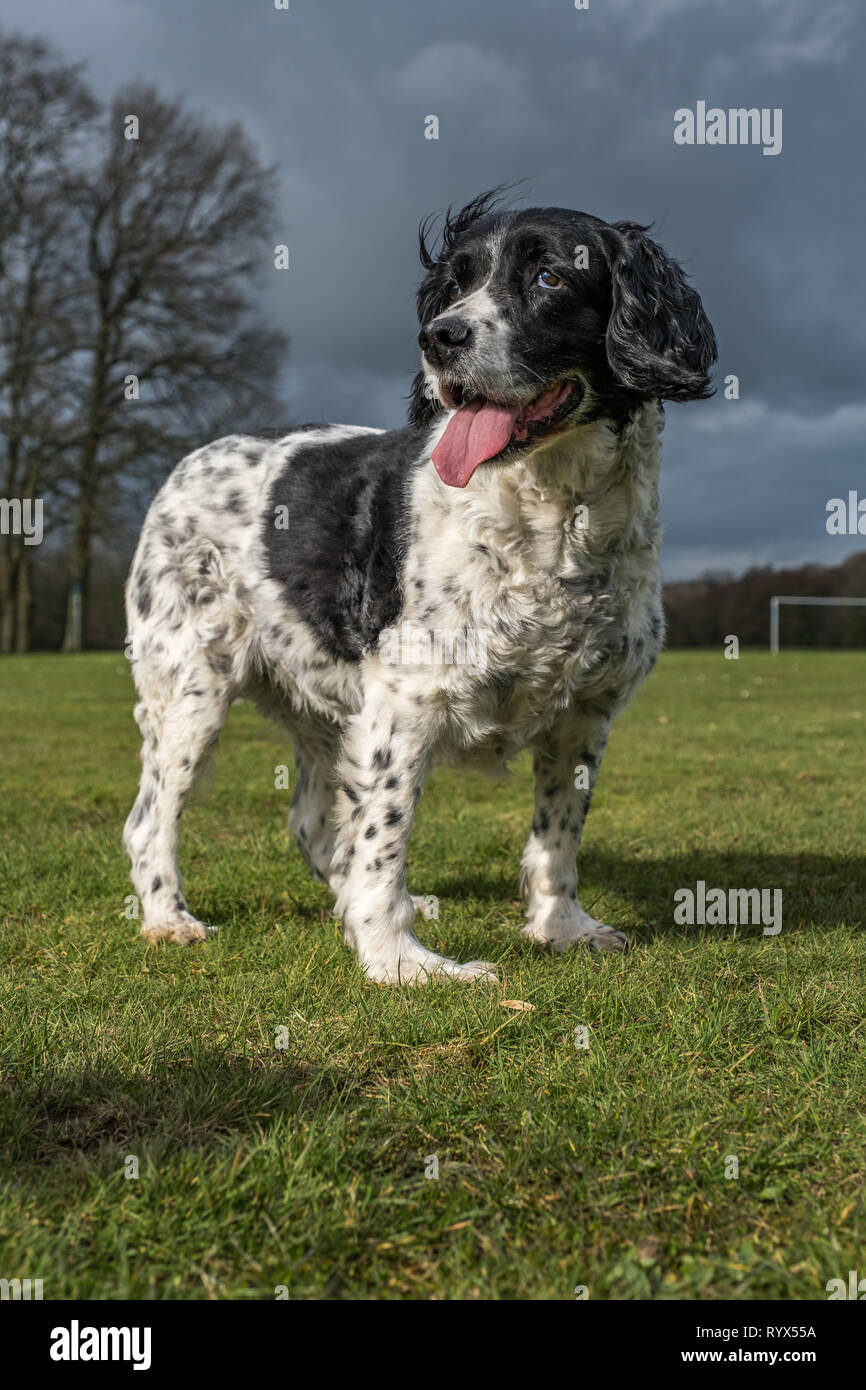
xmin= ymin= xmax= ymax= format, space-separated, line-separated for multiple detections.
xmin=6 ymin=0 xmax=863 ymax=577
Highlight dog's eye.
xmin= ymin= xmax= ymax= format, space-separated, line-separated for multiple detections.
xmin=537 ymin=269 xmax=564 ymax=290
xmin=446 ymin=281 xmax=461 ymax=302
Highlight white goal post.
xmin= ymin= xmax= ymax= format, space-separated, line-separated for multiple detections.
xmin=769 ymin=595 xmax=866 ymax=653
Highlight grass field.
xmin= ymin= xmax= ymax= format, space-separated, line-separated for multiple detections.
xmin=0 ymin=650 xmax=863 ymax=1301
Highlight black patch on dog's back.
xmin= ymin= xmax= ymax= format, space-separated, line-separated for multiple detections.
xmin=264 ymin=427 xmax=426 ymax=662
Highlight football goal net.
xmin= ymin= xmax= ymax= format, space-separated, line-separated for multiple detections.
xmin=769 ymin=595 xmax=866 ymax=652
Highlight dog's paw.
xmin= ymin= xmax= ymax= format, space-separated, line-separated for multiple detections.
xmin=361 ymin=931 xmax=498 ymax=986
xmin=141 ymin=911 xmax=217 ymax=945
xmin=522 ymin=904 xmax=628 ymax=954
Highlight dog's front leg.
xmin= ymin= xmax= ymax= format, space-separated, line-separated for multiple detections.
xmin=521 ymin=710 xmax=628 ymax=953
xmin=332 ymin=674 xmax=497 ymax=985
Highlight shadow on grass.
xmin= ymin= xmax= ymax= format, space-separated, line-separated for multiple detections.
xmin=434 ymin=848 xmax=864 ymax=939
xmin=173 ymin=844 xmax=862 ymax=948
xmin=3 ymin=851 xmax=859 ymax=1188
xmin=1 ymin=1051 xmax=357 ymax=1174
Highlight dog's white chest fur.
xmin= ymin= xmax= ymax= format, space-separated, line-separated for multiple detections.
xmin=391 ymin=402 xmax=665 ymax=758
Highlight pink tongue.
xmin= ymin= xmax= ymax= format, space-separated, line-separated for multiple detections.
xmin=432 ymin=400 xmax=519 ymax=488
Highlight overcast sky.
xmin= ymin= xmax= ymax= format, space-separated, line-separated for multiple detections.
xmin=7 ymin=0 xmax=864 ymax=579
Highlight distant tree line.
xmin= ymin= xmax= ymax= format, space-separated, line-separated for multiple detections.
xmin=0 ymin=31 xmax=289 ymax=653
xmin=664 ymin=551 xmax=866 ymax=648
xmin=23 ymin=540 xmax=866 ymax=654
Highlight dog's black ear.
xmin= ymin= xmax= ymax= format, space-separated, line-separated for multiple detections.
xmin=601 ymin=222 xmax=717 ymax=401
xmin=408 ymin=369 xmax=440 ymax=428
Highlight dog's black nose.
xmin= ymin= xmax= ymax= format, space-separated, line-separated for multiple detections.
xmin=418 ymin=315 xmax=473 ymax=363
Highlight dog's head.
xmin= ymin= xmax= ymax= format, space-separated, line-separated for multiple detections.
xmin=410 ymin=189 xmax=717 ymax=488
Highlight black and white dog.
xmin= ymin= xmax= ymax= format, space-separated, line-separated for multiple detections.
xmin=123 ymin=191 xmax=716 ymax=983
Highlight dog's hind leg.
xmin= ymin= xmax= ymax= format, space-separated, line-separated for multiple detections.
xmin=288 ymin=722 xmax=342 ymax=890
xmin=123 ymin=528 xmax=249 ymax=944
xmin=123 ymin=648 xmax=235 ymax=943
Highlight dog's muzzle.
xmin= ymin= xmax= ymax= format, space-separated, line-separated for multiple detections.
xmin=418 ymin=315 xmax=473 ymax=368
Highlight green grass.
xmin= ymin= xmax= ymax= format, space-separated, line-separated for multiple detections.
xmin=0 ymin=649 xmax=863 ymax=1300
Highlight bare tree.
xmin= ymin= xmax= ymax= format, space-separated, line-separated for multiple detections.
xmin=59 ymin=84 xmax=288 ymax=650
xmin=0 ymin=33 xmax=98 ymax=651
